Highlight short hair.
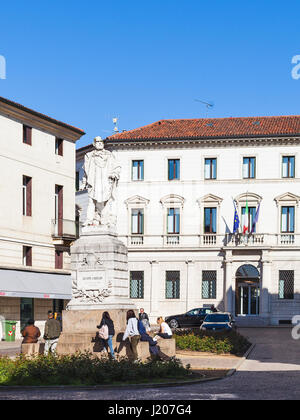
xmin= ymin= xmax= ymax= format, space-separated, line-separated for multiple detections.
xmin=48 ymin=311 xmax=53 ymax=316
xmin=28 ymin=319 xmax=34 ymax=325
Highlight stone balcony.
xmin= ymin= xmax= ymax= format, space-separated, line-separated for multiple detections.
xmin=119 ymin=233 xmax=300 ymax=249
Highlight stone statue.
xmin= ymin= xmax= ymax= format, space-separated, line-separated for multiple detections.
xmin=80 ymin=136 xmax=121 ymax=229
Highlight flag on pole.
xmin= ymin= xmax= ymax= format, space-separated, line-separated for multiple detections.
xmin=243 ymin=199 xmax=249 ymax=234
xmin=233 ymin=200 xmax=240 ymax=234
xmin=251 ymin=203 xmax=260 ymax=233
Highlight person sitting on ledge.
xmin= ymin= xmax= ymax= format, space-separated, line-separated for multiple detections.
xmin=154 ymin=317 xmax=173 ymax=341
xmin=21 ymin=319 xmax=41 ymax=345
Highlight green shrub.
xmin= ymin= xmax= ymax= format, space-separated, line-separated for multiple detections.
xmin=174 ymin=329 xmax=250 ymax=355
xmin=0 ymin=353 xmax=190 ymax=387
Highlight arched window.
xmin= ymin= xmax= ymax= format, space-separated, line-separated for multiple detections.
xmin=236 ymin=264 xmax=259 ymax=279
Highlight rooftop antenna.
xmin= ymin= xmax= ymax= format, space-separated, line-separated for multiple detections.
xmin=194 ymin=99 xmax=214 ymax=118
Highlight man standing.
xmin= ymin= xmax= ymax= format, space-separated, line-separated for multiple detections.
xmin=80 ymin=136 xmax=121 ymax=228
xmin=44 ymin=311 xmax=61 ymax=355
xmin=139 ymin=308 xmax=150 ymax=331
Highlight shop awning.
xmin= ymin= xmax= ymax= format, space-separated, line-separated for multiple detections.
xmin=0 ymin=269 xmax=72 ymax=300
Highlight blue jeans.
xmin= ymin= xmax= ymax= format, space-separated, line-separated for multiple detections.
xmin=107 ymin=335 xmax=115 ymax=359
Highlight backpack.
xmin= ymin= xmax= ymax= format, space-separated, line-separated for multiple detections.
xmin=138 ymin=320 xmax=146 ymax=335
xmin=98 ymin=323 xmax=109 ymax=340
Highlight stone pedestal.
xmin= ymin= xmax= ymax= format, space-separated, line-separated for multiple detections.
xmin=57 ymin=228 xmax=136 ymax=356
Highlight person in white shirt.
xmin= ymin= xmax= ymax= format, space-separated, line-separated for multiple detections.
xmin=154 ymin=317 xmax=173 ymax=341
xmin=122 ymin=310 xmax=140 ymax=361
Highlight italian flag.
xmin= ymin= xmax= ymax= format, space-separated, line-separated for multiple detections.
xmin=243 ymin=200 xmax=249 ymax=234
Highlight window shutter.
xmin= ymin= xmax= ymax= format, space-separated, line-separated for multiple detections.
xmin=26 ymin=177 xmax=32 ymax=217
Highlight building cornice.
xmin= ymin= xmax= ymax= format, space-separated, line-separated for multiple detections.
xmin=0 ymin=96 xmax=85 ymax=142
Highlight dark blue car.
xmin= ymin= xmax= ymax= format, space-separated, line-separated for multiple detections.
xmin=200 ymin=312 xmax=236 ymax=332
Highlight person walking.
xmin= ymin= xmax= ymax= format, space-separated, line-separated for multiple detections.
xmin=43 ymin=311 xmax=62 ymax=355
xmin=139 ymin=308 xmax=150 ymax=331
xmin=123 ymin=310 xmax=140 ymax=361
xmin=21 ymin=319 xmax=41 ymax=344
xmin=154 ymin=317 xmax=173 ymax=341
xmin=97 ymin=311 xmax=116 ymax=359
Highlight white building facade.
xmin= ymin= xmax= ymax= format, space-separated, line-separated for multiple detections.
xmin=76 ymin=116 xmax=300 ymax=326
xmin=0 ymin=96 xmax=85 ymax=338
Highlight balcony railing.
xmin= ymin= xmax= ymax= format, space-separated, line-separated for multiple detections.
xmin=51 ymin=219 xmax=78 ymax=240
xmin=119 ymin=233 xmax=300 ymax=248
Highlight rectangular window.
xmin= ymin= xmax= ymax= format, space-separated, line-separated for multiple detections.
xmin=168 ymin=159 xmax=180 ymax=180
xmin=202 ymin=271 xmax=217 ymax=299
xmin=20 ymin=298 xmax=34 ymax=331
xmin=243 ymin=157 xmax=256 ymax=179
xmin=22 ymin=176 xmax=32 ymax=216
xmin=242 ymin=207 xmax=257 ymax=233
xmin=23 ymin=246 xmax=32 ymax=267
xmin=55 ymin=138 xmax=63 ymax=156
xmin=166 ymin=271 xmax=180 ymax=299
xmin=23 ymin=125 xmax=32 ymax=145
xmin=76 ymin=171 xmax=80 ymax=192
xmin=55 ymin=185 xmax=64 ymax=236
xmin=131 ymin=209 xmax=144 ymax=234
xmin=204 ymin=208 xmax=217 ymax=234
xmin=132 ymin=160 xmax=144 ymax=181
xmin=55 ymin=250 xmax=63 ymax=270
xmin=204 ymin=158 xmax=217 ymax=179
xmin=279 ymin=270 xmax=294 ymax=300
xmin=130 ymin=271 xmax=144 ymax=299
xmin=282 ymin=156 xmax=295 ymax=178
xmin=281 ymin=206 xmax=295 ymax=233
xmin=167 ymin=208 xmax=180 ymax=234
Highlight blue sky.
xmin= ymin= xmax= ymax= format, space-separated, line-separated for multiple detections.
xmin=0 ymin=0 xmax=299 ymax=148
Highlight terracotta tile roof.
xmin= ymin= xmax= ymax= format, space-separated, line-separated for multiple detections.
xmin=107 ymin=116 xmax=300 ymax=142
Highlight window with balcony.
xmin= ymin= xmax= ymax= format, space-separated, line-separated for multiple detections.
xmin=243 ymin=157 xmax=256 ymax=179
xmin=282 ymin=156 xmax=295 ymax=178
xmin=168 ymin=159 xmax=180 ymax=180
xmin=204 ymin=158 xmax=217 ymax=180
xmin=204 ymin=208 xmax=217 ymax=234
xmin=241 ymin=206 xmax=257 ymax=233
xmin=132 ymin=160 xmax=144 ymax=181
xmin=167 ymin=208 xmax=180 ymax=234
xmin=22 ymin=176 xmax=32 ymax=216
xmin=130 ymin=271 xmax=144 ymax=299
xmin=281 ymin=206 xmax=295 ymax=233
xmin=166 ymin=271 xmax=180 ymax=299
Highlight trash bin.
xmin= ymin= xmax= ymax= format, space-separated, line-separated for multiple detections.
xmin=4 ymin=321 xmax=17 ymax=342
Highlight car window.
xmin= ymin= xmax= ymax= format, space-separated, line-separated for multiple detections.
xmin=205 ymin=314 xmax=230 ymax=323
xmin=187 ymin=309 xmax=200 ymax=316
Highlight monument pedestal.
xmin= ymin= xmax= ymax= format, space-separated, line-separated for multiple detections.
xmin=57 ymin=228 xmax=136 ymax=356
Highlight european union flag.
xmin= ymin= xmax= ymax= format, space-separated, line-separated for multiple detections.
xmin=233 ymin=202 xmax=240 ymax=234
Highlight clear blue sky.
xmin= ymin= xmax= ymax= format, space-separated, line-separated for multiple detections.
xmin=0 ymin=0 xmax=299 ymax=148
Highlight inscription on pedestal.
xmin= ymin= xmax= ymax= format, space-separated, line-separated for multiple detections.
xmin=72 ymin=269 xmax=112 ymax=304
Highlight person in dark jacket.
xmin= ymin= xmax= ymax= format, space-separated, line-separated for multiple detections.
xmin=138 ymin=321 xmax=170 ymax=361
xmin=139 ymin=308 xmax=150 ymax=331
xmin=97 ymin=312 xmax=115 ymax=359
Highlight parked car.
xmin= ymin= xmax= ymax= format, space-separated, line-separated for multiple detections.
xmin=200 ymin=312 xmax=236 ymax=332
xmin=165 ymin=308 xmax=214 ymax=329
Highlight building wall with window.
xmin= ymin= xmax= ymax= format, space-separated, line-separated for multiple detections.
xmin=0 ymin=97 xmax=85 ymax=338
xmin=76 ymin=116 xmax=300 ymax=326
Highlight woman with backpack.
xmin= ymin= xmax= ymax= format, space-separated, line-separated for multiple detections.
xmin=97 ymin=312 xmax=115 ymax=359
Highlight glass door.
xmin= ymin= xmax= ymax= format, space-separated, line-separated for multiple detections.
xmin=237 ymin=283 xmax=259 ymax=315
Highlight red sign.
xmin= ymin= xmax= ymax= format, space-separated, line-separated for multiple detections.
xmin=43 ymin=294 xmax=50 ymax=299
xmin=0 ymin=292 xmax=6 ymax=296
xmin=8 ymin=331 xmax=13 ymax=336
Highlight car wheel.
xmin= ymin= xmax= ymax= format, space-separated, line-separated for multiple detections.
xmin=169 ymin=319 xmax=179 ymax=329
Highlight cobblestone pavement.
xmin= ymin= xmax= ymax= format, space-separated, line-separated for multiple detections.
xmin=1 ymin=328 xmax=300 ymax=400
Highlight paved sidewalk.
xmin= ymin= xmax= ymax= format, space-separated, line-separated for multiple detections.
xmin=0 ymin=340 xmax=22 ymax=357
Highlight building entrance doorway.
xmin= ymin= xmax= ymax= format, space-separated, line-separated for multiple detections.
xmin=236 ymin=265 xmax=260 ymax=316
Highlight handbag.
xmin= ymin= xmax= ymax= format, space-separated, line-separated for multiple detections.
xmin=98 ymin=323 xmax=109 ymax=340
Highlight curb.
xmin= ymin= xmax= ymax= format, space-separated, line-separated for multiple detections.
xmin=225 ymin=343 xmax=256 ymax=378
